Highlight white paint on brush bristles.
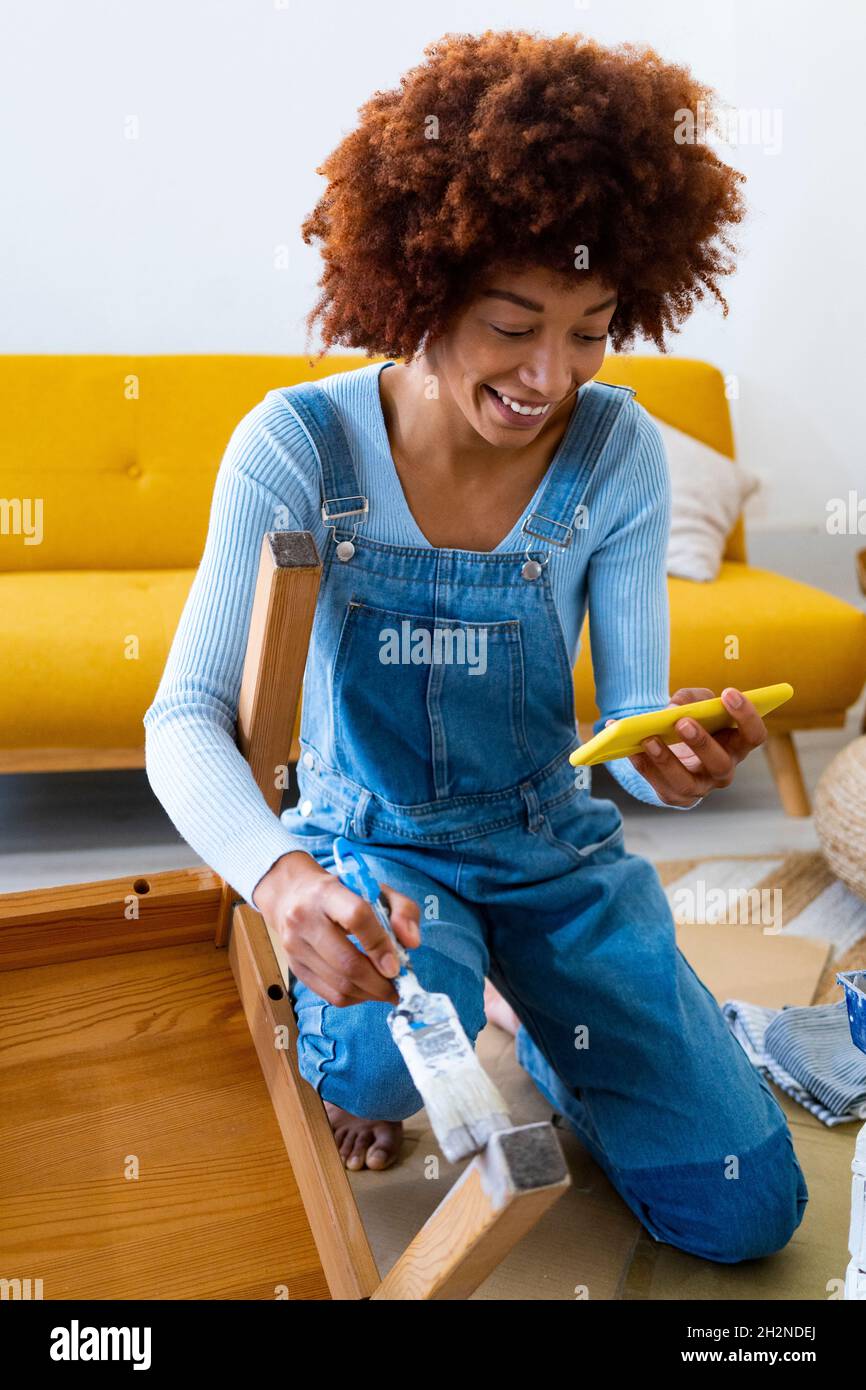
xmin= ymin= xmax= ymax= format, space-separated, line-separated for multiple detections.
xmin=332 ymin=837 xmax=511 ymax=1163
xmin=389 ymin=979 xmax=511 ymax=1162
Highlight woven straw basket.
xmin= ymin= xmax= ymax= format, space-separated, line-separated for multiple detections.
xmin=814 ymin=735 xmax=866 ymax=901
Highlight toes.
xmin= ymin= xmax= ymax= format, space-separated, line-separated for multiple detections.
xmin=345 ymin=1128 xmax=375 ymax=1170
xmin=325 ymin=1105 xmax=371 ymax=1165
xmin=337 ymin=1126 xmax=368 ymax=1164
xmin=365 ymin=1123 xmax=401 ymax=1170
xmin=335 ymin=1128 xmax=355 ymax=1162
xmin=325 ymin=1105 xmax=402 ymax=1172
xmin=365 ymin=1147 xmax=393 ymax=1170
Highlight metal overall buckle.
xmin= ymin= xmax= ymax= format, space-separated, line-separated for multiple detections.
xmin=321 ymin=494 xmax=368 ymax=562
xmin=519 ymin=510 xmax=574 ymax=580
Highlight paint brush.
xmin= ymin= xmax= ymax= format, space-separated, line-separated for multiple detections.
xmin=332 ymin=835 xmax=512 ymax=1163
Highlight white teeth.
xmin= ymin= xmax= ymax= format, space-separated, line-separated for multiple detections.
xmin=492 ymin=388 xmax=551 ymax=417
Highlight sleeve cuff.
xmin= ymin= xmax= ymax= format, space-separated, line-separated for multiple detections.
xmin=232 ymin=827 xmax=314 ymax=912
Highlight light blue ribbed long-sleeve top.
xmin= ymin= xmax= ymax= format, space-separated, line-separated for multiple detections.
xmin=143 ymin=361 xmax=699 ymax=911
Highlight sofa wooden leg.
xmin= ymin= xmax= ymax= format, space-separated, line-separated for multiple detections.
xmin=764 ymin=732 xmax=811 ymax=817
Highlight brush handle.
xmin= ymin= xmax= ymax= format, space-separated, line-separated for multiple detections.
xmin=332 ymin=836 xmax=412 ymax=972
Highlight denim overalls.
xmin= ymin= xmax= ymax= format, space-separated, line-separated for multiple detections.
xmin=278 ymin=378 xmax=808 ymax=1264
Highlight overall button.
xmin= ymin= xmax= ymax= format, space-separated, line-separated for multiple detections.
xmin=299 ymin=799 xmax=313 ymax=817
xmin=302 ymin=751 xmax=315 ymax=770
xmin=336 ymin=540 xmax=355 ymax=561
xmin=521 ymin=559 xmax=542 ymax=580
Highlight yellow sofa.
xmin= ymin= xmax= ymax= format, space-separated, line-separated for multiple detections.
xmin=3 ymin=353 xmax=865 ymax=814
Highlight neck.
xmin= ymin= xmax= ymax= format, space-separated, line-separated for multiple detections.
xmin=380 ymin=357 xmax=491 ymax=478
xmin=379 ymin=356 xmax=576 ymax=482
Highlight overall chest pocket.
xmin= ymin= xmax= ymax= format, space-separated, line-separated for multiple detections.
xmin=331 ymin=600 xmax=535 ymax=804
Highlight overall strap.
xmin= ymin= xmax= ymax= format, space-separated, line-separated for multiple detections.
xmin=519 ymin=381 xmax=638 ymax=552
xmin=278 ymin=381 xmax=368 ymax=531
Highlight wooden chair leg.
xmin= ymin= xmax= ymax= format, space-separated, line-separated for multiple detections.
xmin=214 ymin=530 xmax=323 ymax=946
xmin=229 ymin=902 xmax=381 ymax=1300
xmin=370 ymin=1122 xmax=570 ymax=1300
xmin=230 ymin=898 xmax=572 ymax=1302
xmin=765 ymin=731 xmax=811 ymax=817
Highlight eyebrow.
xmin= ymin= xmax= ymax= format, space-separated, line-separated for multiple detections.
xmin=481 ymin=289 xmax=618 ymax=316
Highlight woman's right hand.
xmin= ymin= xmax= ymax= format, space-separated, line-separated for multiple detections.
xmin=252 ymin=851 xmax=421 ymax=1007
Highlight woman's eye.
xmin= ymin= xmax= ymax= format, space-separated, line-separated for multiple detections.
xmin=490 ymin=324 xmax=608 ymax=342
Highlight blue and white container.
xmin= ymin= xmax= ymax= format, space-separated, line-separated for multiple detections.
xmin=837 ymin=970 xmax=866 ymax=1299
xmin=837 ymin=970 xmax=866 ymax=1057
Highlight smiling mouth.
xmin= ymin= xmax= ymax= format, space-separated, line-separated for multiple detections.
xmin=484 ymin=384 xmax=553 ymax=417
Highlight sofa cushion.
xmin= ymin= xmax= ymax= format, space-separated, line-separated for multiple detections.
xmin=1 ymin=569 xmax=195 ymax=747
xmin=4 ymin=561 xmax=865 ymax=753
xmin=574 ymin=562 xmax=866 ymax=728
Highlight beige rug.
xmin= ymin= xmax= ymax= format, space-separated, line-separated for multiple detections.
xmin=343 ymin=851 xmax=866 ymax=1301
xmin=654 ymin=850 xmax=866 ymax=1005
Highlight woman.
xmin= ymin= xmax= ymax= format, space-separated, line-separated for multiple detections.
xmin=145 ymin=30 xmax=807 ymax=1263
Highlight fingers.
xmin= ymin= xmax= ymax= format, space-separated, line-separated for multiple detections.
xmin=293 ymin=951 xmax=398 ymax=1010
xmin=632 ymin=737 xmax=709 ymax=805
xmin=615 ymin=688 xmax=764 ymax=806
xmin=276 ymin=877 xmax=399 ymax=1006
xmin=379 ymin=884 xmax=422 ymax=951
xmin=299 ymin=915 xmax=400 ymax=1006
xmin=268 ymin=866 xmax=424 ymax=1010
xmin=638 ymin=696 xmax=736 ymax=800
xmin=664 ymin=713 xmax=735 ymax=785
xmin=289 ymin=953 xmax=386 ymax=1010
xmin=606 ymin=712 xmax=707 ymax=802
xmin=668 ymin=687 xmax=766 ymax=772
xmin=667 ymin=687 xmax=716 ymax=706
xmin=715 ymin=687 xmax=768 ymax=756
xmin=320 ymin=876 xmax=406 ymax=981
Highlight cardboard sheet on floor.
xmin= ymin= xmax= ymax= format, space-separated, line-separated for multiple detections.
xmin=264 ymin=916 xmax=850 ymax=1300
xmin=675 ymin=921 xmax=833 ymax=1009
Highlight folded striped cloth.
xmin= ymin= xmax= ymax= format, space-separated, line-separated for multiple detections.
xmin=722 ymin=999 xmax=866 ymax=1127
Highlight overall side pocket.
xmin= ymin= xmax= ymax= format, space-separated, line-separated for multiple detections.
xmin=539 ymin=799 xmax=625 ymax=867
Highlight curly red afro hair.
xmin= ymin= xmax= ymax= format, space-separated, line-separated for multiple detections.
xmin=301 ymin=29 xmax=746 ymax=358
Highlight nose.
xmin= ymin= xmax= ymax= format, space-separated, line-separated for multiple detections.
xmin=515 ymin=347 xmax=575 ymax=403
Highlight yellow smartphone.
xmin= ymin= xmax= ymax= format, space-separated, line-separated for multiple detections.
xmin=569 ymin=682 xmax=794 ymax=767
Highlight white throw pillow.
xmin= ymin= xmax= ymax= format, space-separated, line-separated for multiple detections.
xmin=651 ymin=414 xmax=760 ymax=582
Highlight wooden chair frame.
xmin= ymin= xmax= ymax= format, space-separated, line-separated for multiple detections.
xmin=0 ymin=532 xmax=570 ymax=1300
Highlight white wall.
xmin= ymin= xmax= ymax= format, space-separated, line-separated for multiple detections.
xmin=2 ymin=0 xmax=863 ymax=532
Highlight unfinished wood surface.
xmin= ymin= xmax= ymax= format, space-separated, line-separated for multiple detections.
xmin=371 ymin=1122 xmax=570 ymax=1300
xmin=0 ymin=866 xmax=221 ymax=971
xmin=215 ymin=530 xmax=322 ymax=945
xmin=0 ymin=939 xmax=328 ymax=1300
xmin=229 ymin=902 xmax=380 ymax=1300
xmin=765 ymin=731 xmax=811 ymax=818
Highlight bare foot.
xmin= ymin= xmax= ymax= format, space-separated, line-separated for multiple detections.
xmin=324 ymin=1102 xmax=404 ymax=1171
xmin=484 ymin=979 xmax=520 ymax=1037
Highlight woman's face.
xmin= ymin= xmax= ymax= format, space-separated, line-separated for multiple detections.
xmin=427 ymin=265 xmax=618 ymax=449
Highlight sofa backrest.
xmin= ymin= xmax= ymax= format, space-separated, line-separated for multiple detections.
xmin=0 ymin=353 xmax=744 ymax=572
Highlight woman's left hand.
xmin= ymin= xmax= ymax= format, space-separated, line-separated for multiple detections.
xmin=605 ymin=687 xmax=767 ymax=808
